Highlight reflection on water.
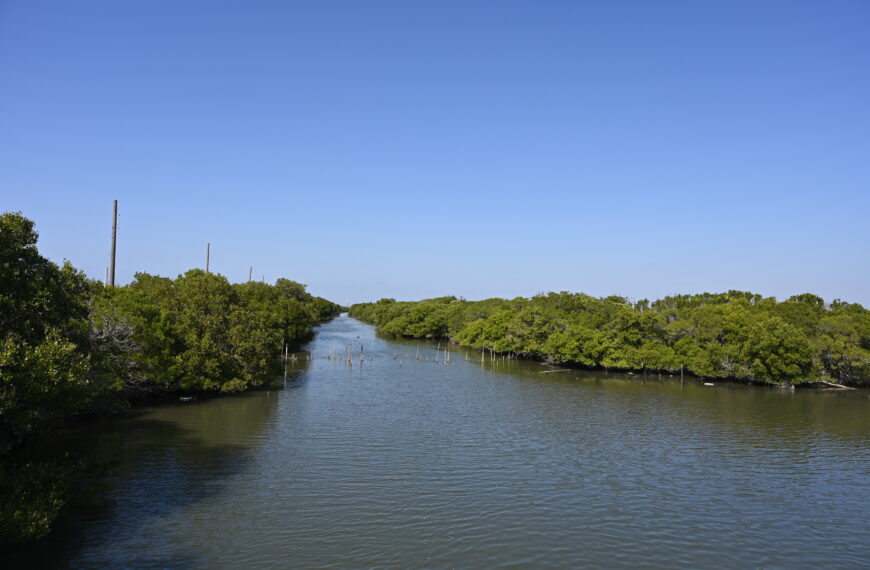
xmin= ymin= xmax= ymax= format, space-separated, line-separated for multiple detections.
xmin=8 ymin=316 xmax=870 ymax=568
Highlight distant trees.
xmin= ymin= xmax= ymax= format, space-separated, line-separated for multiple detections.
xmin=351 ymin=290 xmax=870 ymax=386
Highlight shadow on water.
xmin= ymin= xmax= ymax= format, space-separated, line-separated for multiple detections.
xmin=0 ymin=364 xmax=309 ymax=569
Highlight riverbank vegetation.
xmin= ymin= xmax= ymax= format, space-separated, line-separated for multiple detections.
xmin=350 ymin=292 xmax=870 ymax=387
xmin=0 ymin=212 xmax=339 ymax=547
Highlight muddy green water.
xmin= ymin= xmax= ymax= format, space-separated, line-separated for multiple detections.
xmin=13 ymin=316 xmax=870 ymax=568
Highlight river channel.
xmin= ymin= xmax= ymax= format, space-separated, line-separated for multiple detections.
xmin=13 ymin=316 xmax=870 ymax=568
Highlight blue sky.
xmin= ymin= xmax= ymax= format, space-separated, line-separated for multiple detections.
xmin=1 ymin=0 xmax=868 ymax=305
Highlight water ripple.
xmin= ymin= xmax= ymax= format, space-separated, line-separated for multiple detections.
xmin=29 ymin=316 xmax=870 ymax=569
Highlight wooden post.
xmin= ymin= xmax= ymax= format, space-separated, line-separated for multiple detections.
xmin=206 ymin=243 xmax=210 ymax=274
xmin=108 ymin=199 xmax=117 ymax=287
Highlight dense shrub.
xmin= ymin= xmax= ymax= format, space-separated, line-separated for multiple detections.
xmin=351 ymin=291 xmax=870 ymax=386
xmin=0 ymin=211 xmax=340 ymax=545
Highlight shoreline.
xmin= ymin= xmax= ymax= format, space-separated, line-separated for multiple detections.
xmin=364 ymin=324 xmax=868 ymax=390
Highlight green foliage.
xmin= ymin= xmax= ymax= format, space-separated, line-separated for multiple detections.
xmin=0 ymin=447 xmax=112 ymax=549
xmin=0 ymin=211 xmax=341 ymax=547
xmin=0 ymin=213 xmax=96 ymax=453
xmin=0 ymin=454 xmax=70 ymax=545
xmin=352 ymin=290 xmax=870 ymax=386
xmin=0 ymin=212 xmax=106 ymax=548
xmin=95 ymin=270 xmax=340 ymax=393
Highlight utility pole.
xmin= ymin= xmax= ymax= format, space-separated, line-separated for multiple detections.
xmin=206 ymin=243 xmax=210 ymax=274
xmin=108 ymin=199 xmax=118 ymax=287
xmin=248 ymin=266 xmax=253 ymax=282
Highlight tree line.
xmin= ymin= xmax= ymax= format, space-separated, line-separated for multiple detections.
xmin=350 ymin=291 xmax=869 ymax=387
xmin=0 ymin=212 xmax=340 ymax=546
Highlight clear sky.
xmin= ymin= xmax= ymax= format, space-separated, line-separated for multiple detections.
xmin=1 ymin=0 xmax=868 ymax=305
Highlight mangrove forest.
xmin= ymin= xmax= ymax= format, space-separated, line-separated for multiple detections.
xmin=0 ymin=212 xmax=340 ymax=546
xmin=350 ymin=292 xmax=870 ymax=387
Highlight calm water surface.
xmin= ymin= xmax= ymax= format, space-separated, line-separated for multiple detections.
xmin=16 ymin=317 xmax=870 ymax=568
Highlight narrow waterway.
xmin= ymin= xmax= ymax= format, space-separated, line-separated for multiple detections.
xmin=15 ymin=316 xmax=870 ymax=568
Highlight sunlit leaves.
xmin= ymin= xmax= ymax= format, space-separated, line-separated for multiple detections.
xmin=352 ymin=289 xmax=869 ymax=385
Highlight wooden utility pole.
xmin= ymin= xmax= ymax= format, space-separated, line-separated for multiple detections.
xmin=206 ymin=243 xmax=210 ymax=274
xmin=108 ymin=199 xmax=118 ymax=287
xmin=248 ymin=266 xmax=253 ymax=282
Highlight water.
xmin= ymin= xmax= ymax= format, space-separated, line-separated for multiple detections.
xmin=12 ymin=316 xmax=870 ymax=568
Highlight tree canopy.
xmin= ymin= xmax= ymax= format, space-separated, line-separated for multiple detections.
xmin=0 ymin=211 xmax=340 ymax=545
xmin=350 ymin=290 xmax=870 ymax=386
